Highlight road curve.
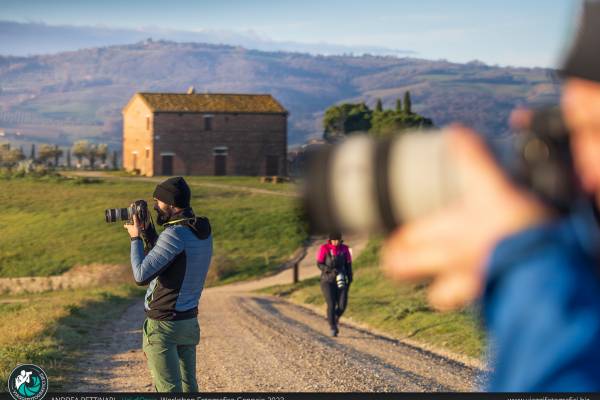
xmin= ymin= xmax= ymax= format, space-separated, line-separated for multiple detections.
xmin=72 ymin=237 xmax=482 ymax=392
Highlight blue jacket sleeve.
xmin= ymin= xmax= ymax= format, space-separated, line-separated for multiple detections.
xmin=483 ymin=217 xmax=600 ymax=391
xmin=130 ymin=227 xmax=184 ymax=286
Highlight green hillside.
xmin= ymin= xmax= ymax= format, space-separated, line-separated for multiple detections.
xmin=0 ymin=175 xmax=304 ymax=281
xmin=0 ymin=41 xmax=560 ymax=149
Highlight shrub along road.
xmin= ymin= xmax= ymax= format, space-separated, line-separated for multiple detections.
xmin=72 ymin=237 xmax=482 ymax=392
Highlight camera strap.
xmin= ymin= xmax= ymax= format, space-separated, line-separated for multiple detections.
xmin=163 ymin=216 xmax=205 ymax=238
xmin=163 ymin=217 xmax=197 ymax=226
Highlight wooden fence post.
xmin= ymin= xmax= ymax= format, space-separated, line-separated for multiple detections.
xmin=293 ymin=262 xmax=299 ymax=284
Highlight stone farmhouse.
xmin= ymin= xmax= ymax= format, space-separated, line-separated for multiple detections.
xmin=122 ymin=89 xmax=288 ymax=176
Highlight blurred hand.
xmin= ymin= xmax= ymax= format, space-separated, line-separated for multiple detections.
xmin=124 ymin=213 xmax=141 ymax=238
xmin=562 ymin=78 xmax=600 ymax=196
xmin=509 ymin=107 xmax=534 ymax=131
xmin=381 ymin=126 xmax=551 ymax=311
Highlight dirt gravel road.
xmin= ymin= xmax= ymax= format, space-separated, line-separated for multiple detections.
xmin=72 ymin=237 xmax=484 ymax=392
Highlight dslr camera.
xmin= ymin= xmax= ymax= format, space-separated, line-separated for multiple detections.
xmin=105 ymin=200 xmax=151 ymax=225
xmin=303 ymin=108 xmax=578 ymax=234
xmin=105 ymin=200 xmax=158 ymax=251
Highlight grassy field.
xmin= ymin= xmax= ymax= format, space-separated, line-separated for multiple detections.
xmin=0 ymin=283 xmax=144 ymax=390
xmin=0 ymin=173 xmax=306 ymax=389
xmin=98 ymin=171 xmax=298 ymax=193
xmin=183 ymin=176 xmax=296 ymax=193
xmin=0 ymin=174 xmax=305 ymax=281
xmin=261 ymin=239 xmax=485 ymax=359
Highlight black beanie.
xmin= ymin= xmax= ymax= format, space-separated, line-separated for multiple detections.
xmin=561 ymin=1 xmax=600 ymax=83
xmin=153 ymin=176 xmax=191 ymax=208
xmin=329 ymin=232 xmax=342 ymax=240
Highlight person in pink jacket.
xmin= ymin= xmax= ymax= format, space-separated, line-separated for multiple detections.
xmin=316 ymin=232 xmax=353 ymax=336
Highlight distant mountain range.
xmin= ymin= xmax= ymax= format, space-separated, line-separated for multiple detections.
xmin=0 ymin=39 xmax=560 ymax=150
xmin=0 ymin=20 xmax=416 ymax=58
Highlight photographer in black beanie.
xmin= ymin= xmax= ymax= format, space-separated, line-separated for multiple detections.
xmin=124 ymin=176 xmax=212 ymax=392
xmin=152 ymin=176 xmax=193 ymax=225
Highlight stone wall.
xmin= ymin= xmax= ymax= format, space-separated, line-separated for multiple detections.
xmin=122 ymin=97 xmax=154 ymax=175
xmin=151 ymin=112 xmax=287 ymax=176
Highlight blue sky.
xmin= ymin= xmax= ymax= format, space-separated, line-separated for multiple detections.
xmin=0 ymin=0 xmax=580 ymax=67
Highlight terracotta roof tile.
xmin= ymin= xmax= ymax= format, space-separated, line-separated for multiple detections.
xmin=137 ymin=92 xmax=287 ymax=114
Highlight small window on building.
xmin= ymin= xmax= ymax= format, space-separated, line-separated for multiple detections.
xmin=204 ymin=115 xmax=213 ymax=131
xmin=145 ymin=148 xmax=150 ymax=159
xmin=146 ymin=117 xmax=150 ymax=131
xmin=213 ymin=147 xmax=228 ymax=156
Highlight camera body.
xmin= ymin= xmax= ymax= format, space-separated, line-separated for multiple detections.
xmin=303 ymin=108 xmax=578 ymax=234
xmin=105 ymin=200 xmax=158 ymax=251
xmin=105 ymin=200 xmax=151 ymax=225
xmin=336 ymin=272 xmax=347 ymax=289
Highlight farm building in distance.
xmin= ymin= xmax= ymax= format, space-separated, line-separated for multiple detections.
xmin=122 ymin=89 xmax=288 ymax=176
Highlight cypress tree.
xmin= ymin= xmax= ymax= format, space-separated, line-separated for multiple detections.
xmin=403 ymin=91 xmax=412 ymax=114
xmin=88 ymin=144 xmax=96 ymax=169
xmin=66 ymin=149 xmax=71 ymax=168
xmin=112 ymin=150 xmax=118 ymax=169
xmin=375 ymin=98 xmax=383 ymax=112
xmin=396 ymin=98 xmax=403 ymax=113
xmin=30 ymin=143 xmax=35 ymax=160
xmin=54 ymin=145 xmax=61 ymax=167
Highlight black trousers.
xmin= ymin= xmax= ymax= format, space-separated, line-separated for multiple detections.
xmin=320 ymin=279 xmax=349 ymax=329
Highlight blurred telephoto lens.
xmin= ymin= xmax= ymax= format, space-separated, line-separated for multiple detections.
xmin=104 ymin=207 xmax=132 ymax=223
xmin=303 ymin=111 xmax=576 ymax=236
xmin=304 ymin=131 xmax=464 ymax=235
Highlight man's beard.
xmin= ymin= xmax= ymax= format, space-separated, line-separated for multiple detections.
xmin=154 ymin=206 xmax=171 ymax=226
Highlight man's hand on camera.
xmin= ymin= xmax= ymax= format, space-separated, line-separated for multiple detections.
xmin=124 ymin=214 xmax=141 ymax=238
xmin=381 ymin=126 xmax=552 ymax=311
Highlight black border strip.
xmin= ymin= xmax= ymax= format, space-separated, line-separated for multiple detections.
xmin=7 ymin=392 xmax=600 ymax=400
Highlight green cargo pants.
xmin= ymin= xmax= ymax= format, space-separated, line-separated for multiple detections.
xmin=142 ymin=317 xmax=200 ymax=392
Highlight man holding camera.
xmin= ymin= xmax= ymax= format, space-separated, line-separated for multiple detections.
xmin=382 ymin=1 xmax=600 ymax=391
xmin=124 ymin=176 xmax=212 ymax=392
